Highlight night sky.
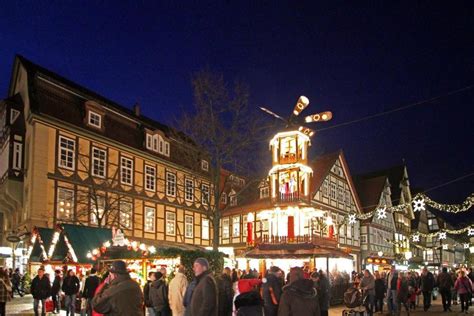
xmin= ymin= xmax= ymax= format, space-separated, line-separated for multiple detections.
xmin=1 ymin=2 xmax=473 ymax=224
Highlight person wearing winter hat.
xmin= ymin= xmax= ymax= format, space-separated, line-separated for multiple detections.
xmin=189 ymin=257 xmax=218 ymax=316
xmin=92 ymin=260 xmax=143 ymax=316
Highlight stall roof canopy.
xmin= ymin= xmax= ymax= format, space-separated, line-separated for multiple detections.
xmin=50 ymin=224 xmax=112 ymax=263
xmin=29 ymin=227 xmax=54 ymax=262
xmin=244 ymin=242 xmax=353 ymax=259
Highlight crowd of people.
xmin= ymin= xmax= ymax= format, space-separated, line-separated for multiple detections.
xmin=1 ymin=261 xmax=474 ymax=316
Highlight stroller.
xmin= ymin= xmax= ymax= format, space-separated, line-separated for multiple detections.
xmin=342 ymin=287 xmax=367 ymax=316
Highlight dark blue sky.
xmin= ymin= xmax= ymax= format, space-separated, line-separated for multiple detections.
xmin=1 ymin=2 xmax=473 ymax=223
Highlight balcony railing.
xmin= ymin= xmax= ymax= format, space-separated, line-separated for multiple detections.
xmin=255 ymin=234 xmax=338 ymax=247
xmin=272 ymin=193 xmax=309 ymax=204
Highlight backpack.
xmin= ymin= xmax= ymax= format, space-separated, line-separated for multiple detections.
xmin=344 ymin=287 xmax=363 ymax=308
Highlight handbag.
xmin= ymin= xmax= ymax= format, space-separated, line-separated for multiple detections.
xmin=45 ymin=299 xmax=54 ymax=312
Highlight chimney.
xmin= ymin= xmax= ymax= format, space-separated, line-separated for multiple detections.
xmin=133 ymin=102 xmax=140 ymax=116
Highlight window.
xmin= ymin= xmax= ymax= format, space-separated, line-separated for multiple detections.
xmin=146 ymin=134 xmax=153 ymax=150
xmin=164 ymin=142 xmax=170 ymax=157
xmin=338 ymin=186 xmax=344 ymax=203
xmin=91 ymin=147 xmax=106 ymax=178
xmin=166 ymin=172 xmax=176 ymax=196
xmin=144 ymin=207 xmax=156 ymax=232
xmin=201 ymin=184 xmax=210 ymax=205
xmin=260 ymin=187 xmax=269 ymax=199
xmin=91 ymin=196 xmax=105 ymax=226
xmin=185 ymin=215 xmax=194 ymax=238
xmin=322 ymin=180 xmax=328 ymax=196
xmin=120 ymin=157 xmax=133 ymax=185
xmin=88 ymin=111 xmax=102 ymax=128
xmin=233 ymin=216 xmax=240 ymax=237
xmin=220 ymin=192 xmax=227 ymax=204
xmin=230 ymin=193 xmax=237 ymax=206
xmin=201 ymin=160 xmax=209 ymax=171
xmin=360 ymin=235 xmax=367 ymax=243
xmin=58 ymin=136 xmax=75 ymax=170
xmin=222 ymin=218 xmax=230 ymax=238
xmin=120 ymin=201 xmax=132 ymax=229
xmin=166 ymin=212 xmax=176 ymax=235
xmin=243 ymin=215 xmax=248 ymax=237
xmin=57 ymin=188 xmax=74 ymax=220
xmin=144 ymin=165 xmax=156 ymax=191
xmin=12 ymin=142 xmax=22 ymax=170
xmin=345 ymin=191 xmax=351 ymax=205
xmin=202 ymin=218 xmax=210 ymax=240
xmin=330 ymin=183 xmax=336 ymax=199
xmin=185 ymin=178 xmax=194 ymax=201
xmin=10 ymin=109 xmax=20 ymax=124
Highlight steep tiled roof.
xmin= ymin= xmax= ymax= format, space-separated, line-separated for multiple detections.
xmin=357 ymin=165 xmax=407 ymax=203
xmin=353 ymin=175 xmax=387 ymax=213
xmin=310 ymin=151 xmax=340 ymax=194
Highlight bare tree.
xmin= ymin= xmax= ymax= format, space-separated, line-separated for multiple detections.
xmin=174 ymin=69 xmax=274 ymax=250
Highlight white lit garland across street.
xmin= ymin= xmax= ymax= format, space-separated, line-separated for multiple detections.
xmin=468 ymin=227 xmax=474 ymax=237
xmin=86 ymin=237 xmax=158 ymax=260
xmin=438 ymin=232 xmax=447 ymax=240
xmin=412 ymin=234 xmax=420 ymax=242
xmin=345 ymin=192 xmax=473 ymax=225
xmin=409 ymin=225 xmax=474 ymax=239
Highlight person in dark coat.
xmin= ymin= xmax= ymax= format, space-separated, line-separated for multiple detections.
xmin=311 ymin=270 xmax=330 ymax=316
xmin=51 ymin=270 xmax=62 ymax=314
xmin=11 ymin=268 xmax=23 ymax=298
xmin=278 ymin=267 xmax=320 ymax=316
xmin=437 ymin=267 xmax=454 ymax=312
xmin=92 ymin=260 xmax=143 ymax=316
xmin=183 ymin=278 xmax=197 ymax=316
xmin=62 ymin=269 xmax=80 ymax=316
xmin=31 ymin=267 xmax=51 ymax=316
xmin=217 ymin=267 xmax=234 ymax=316
xmin=83 ymin=268 xmax=101 ymax=316
xmin=420 ymin=267 xmax=435 ymax=311
xmin=234 ymin=290 xmax=263 ymax=316
xmin=397 ymin=272 xmax=410 ymax=315
xmin=374 ymin=271 xmax=385 ymax=314
xmin=149 ymin=271 xmax=171 ymax=316
xmin=143 ymin=271 xmax=155 ymax=315
xmin=262 ymin=266 xmax=283 ymax=316
xmin=189 ymin=257 xmax=218 ymax=316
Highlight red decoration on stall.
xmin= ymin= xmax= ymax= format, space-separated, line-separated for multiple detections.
xmin=328 ymin=225 xmax=334 ymax=239
xmin=247 ymin=222 xmax=253 ymax=245
xmin=288 ymin=216 xmax=294 ymax=241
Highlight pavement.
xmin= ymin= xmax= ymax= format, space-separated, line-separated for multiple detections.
xmin=6 ymin=294 xmax=474 ymax=315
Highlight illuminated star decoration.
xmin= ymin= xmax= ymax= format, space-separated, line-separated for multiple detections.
xmin=438 ymin=232 xmax=447 ymax=240
xmin=413 ymin=198 xmax=426 ymax=212
xmin=468 ymin=227 xmax=474 ymax=237
xmin=412 ymin=234 xmax=420 ymax=242
xmin=348 ymin=214 xmax=357 ymax=225
xmin=376 ymin=207 xmax=387 ymax=220
xmin=442 ymin=244 xmax=448 ymax=250
xmin=464 ymin=243 xmax=470 ymax=249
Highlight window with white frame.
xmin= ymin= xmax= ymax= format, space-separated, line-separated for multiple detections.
xmin=222 ymin=218 xmax=230 ymax=238
xmin=88 ymin=111 xmax=102 ymax=128
xmin=260 ymin=187 xmax=269 ymax=199
xmin=185 ymin=178 xmax=194 ymax=201
xmin=91 ymin=195 xmax=105 ymax=226
xmin=338 ymin=186 xmax=344 ymax=203
xmin=120 ymin=157 xmax=133 ymax=185
xmin=201 ymin=160 xmax=209 ymax=171
xmin=91 ymin=147 xmax=106 ymax=178
xmin=166 ymin=212 xmax=176 ymax=235
xmin=144 ymin=165 xmax=156 ymax=191
xmin=201 ymin=183 xmax=210 ymax=205
xmin=146 ymin=134 xmax=153 ymax=150
xmin=185 ymin=215 xmax=194 ymax=238
xmin=330 ymin=183 xmax=337 ymax=199
xmin=120 ymin=201 xmax=132 ymax=229
xmin=322 ymin=179 xmax=329 ymax=196
xmin=166 ymin=172 xmax=176 ymax=196
xmin=144 ymin=207 xmax=156 ymax=232
xmin=57 ymin=187 xmax=74 ymax=220
xmin=12 ymin=141 xmax=22 ymax=170
xmin=164 ymin=142 xmax=170 ymax=156
xmin=58 ymin=136 xmax=75 ymax=170
xmin=202 ymin=218 xmax=209 ymax=240
xmin=230 ymin=193 xmax=237 ymax=206
xmin=233 ymin=216 xmax=240 ymax=237
xmin=220 ymin=192 xmax=227 ymax=204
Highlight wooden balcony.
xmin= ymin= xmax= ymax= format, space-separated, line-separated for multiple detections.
xmin=272 ymin=193 xmax=310 ymax=204
xmin=255 ymin=234 xmax=338 ymax=248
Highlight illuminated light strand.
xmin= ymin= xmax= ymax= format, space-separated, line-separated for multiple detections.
xmin=409 ymin=225 xmax=474 ymax=238
xmin=63 ymin=234 xmax=78 ymax=263
xmin=47 ymin=231 xmax=61 ymax=258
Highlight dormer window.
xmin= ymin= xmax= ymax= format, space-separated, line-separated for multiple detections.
xmin=88 ymin=111 xmax=102 ymax=129
xmin=145 ymin=131 xmax=170 ymax=157
xmin=260 ymin=187 xmax=269 ymax=199
xmin=201 ymin=160 xmax=209 ymax=171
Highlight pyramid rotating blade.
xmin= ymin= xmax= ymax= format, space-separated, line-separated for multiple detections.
xmin=304 ymin=111 xmax=333 ymax=123
xmin=292 ymin=96 xmax=310 ymax=116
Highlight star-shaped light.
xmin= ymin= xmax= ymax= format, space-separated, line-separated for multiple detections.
xmin=376 ymin=207 xmax=387 ymax=220
xmin=438 ymin=232 xmax=447 ymax=240
xmin=413 ymin=198 xmax=425 ymax=212
xmin=412 ymin=234 xmax=420 ymax=242
xmin=442 ymin=244 xmax=448 ymax=250
xmin=468 ymin=227 xmax=474 ymax=237
xmin=348 ymin=214 xmax=357 ymax=225
xmin=464 ymin=243 xmax=470 ymax=249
